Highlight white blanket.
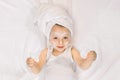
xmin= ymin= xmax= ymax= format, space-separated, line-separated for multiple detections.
xmin=0 ymin=0 xmax=120 ymax=80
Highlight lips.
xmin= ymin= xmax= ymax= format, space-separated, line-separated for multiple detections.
xmin=57 ymin=46 xmax=64 ymax=48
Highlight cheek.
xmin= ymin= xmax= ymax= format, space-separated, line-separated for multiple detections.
xmin=64 ymin=39 xmax=71 ymax=45
xmin=50 ymin=39 xmax=58 ymax=45
xmin=64 ymin=41 xmax=69 ymax=45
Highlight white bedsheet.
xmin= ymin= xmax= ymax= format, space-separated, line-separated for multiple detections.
xmin=0 ymin=0 xmax=120 ymax=80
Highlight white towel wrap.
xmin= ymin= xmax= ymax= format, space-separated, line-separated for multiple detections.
xmin=36 ymin=4 xmax=73 ymax=40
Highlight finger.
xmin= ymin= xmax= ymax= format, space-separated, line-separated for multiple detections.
xmin=26 ymin=57 xmax=32 ymax=62
xmin=27 ymin=61 xmax=36 ymax=67
xmin=27 ymin=57 xmax=35 ymax=62
xmin=26 ymin=58 xmax=35 ymax=65
xmin=28 ymin=63 xmax=34 ymax=67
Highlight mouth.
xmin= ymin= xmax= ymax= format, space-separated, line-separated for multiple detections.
xmin=57 ymin=46 xmax=64 ymax=48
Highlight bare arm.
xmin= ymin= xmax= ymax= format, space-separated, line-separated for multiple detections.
xmin=71 ymin=48 xmax=97 ymax=70
xmin=26 ymin=48 xmax=48 ymax=74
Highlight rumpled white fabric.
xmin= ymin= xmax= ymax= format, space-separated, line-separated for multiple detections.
xmin=0 ymin=0 xmax=120 ymax=80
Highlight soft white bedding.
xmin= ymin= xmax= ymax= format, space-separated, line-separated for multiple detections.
xmin=0 ymin=0 xmax=120 ymax=80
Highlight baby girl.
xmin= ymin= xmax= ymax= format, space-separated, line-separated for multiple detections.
xmin=26 ymin=4 xmax=97 ymax=80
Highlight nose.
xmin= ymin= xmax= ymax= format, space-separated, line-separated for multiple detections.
xmin=59 ymin=39 xmax=63 ymax=45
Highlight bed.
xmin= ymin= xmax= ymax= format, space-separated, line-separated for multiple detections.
xmin=0 ymin=0 xmax=120 ymax=80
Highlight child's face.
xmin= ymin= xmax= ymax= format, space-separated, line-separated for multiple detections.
xmin=50 ymin=25 xmax=71 ymax=53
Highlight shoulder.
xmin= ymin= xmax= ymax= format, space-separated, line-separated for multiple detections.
xmin=40 ymin=48 xmax=48 ymax=56
xmin=41 ymin=48 xmax=48 ymax=53
xmin=39 ymin=48 xmax=48 ymax=63
xmin=71 ymin=47 xmax=81 ymax=57
xmin=71 ymin=47 xmax=82 ymax=60
xmin=71 ymin=47 xmax=80 ymax=54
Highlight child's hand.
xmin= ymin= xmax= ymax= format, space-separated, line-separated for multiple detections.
xmin=26 ymin=57 xmax=37 ymax=68
xmin=86 ymin=50 xmax=97 ymax=61
xmin=26 ymin=57 xmax=40 ymax=74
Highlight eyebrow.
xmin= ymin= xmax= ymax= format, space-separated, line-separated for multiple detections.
xmin=51 ymin=33 xmax=70 ymax=35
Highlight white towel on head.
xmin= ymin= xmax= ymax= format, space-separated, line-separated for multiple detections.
xmin=35 ymin=4 xmax=73 ymax=40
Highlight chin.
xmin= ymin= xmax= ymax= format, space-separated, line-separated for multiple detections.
xmin=56 ymin=48 xmax=65 ymax=52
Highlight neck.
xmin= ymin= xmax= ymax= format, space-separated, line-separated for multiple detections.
xmin=52 ymin=49 xmax=65 ymax=56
